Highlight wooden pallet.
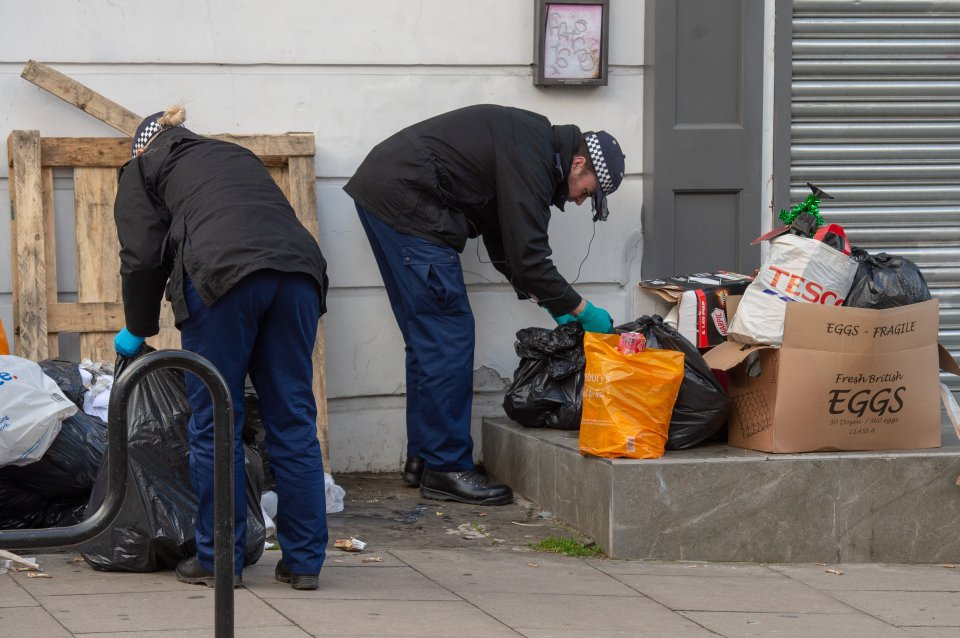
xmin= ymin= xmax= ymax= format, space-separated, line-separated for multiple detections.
xmin=7 ymin=62 xmax=329 ymax=458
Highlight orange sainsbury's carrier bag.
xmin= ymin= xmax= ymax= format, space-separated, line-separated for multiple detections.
xmin=578 ymin=333 xmax=685 ymax=459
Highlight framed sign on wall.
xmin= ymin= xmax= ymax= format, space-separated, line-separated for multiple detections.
xmin=533 ymin=0 xmax=610 ymax=86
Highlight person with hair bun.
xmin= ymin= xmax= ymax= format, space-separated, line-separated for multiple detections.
xmin=114 ymin=105 xmax=330 ymax=590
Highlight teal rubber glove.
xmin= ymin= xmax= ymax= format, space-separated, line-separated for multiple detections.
xmin=114 ymin=327 xmax=145 ymax=357
xmin=552 ymin=313 xmax=578 ymax=326
xmin=577 ymin=301 xmax=614 ymax=334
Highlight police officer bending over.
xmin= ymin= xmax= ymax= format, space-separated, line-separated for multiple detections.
xmin=345 ymin=104 xmax=625 ymax=506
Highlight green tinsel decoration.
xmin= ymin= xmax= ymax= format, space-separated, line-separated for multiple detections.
xmin=777 ymin=183 xmax=832 ymax=229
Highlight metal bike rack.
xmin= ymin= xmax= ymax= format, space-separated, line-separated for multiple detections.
xmin=0 ymin=349 xmax=236 ymax=638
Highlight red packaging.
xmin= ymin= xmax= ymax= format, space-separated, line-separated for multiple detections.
xmin=617 ymin=332 xmax=646 ymax=355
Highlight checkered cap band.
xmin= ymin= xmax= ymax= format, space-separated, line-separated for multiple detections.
xmin=585 ymin=133 xmax=614 ymax=195
xmin=131 ymin=112 xmax=166 ymax=158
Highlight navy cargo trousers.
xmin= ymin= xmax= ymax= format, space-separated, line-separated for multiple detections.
xmin=180 ymin=270 xmax=327 ymax=575
xmin=355 ymin=203 xmax=476 ymax=472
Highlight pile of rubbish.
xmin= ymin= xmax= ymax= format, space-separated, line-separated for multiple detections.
xmin=504 ymin=183 xmax=941 ymax=458
xmin=0 ymin=348 xmax=344 ymax=572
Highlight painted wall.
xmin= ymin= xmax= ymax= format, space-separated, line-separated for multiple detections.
xmin=0 ymin=0 xmax=645 ymax=471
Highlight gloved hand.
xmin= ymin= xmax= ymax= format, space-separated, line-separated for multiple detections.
xmin=114 ymin=327 xmax=145 ymax=357
xmin=576 ymin=301 xmax=614 ymax=334
xmin=552 ymin=313 xmax=578 ymax=326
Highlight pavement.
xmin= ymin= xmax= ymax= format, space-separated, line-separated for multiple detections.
xmin=3 ymin=473 xmax=960 ymax=638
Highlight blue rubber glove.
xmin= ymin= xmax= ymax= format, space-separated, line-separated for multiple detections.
xmin=577 ymin=301 xmax=614 ymax=334
xmin=114 ymin=327 xmax=145 ymax=357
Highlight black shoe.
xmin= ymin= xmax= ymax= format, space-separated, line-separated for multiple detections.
xmin=275 ymin=560 xmax=320 ymax=590
xmin=402 ymin=456 xmax=425 ymax=487
xmin=419 ymin=469 xmax=514 ymax=506
xmin=175 ymin=556 xmax=242 ymax=588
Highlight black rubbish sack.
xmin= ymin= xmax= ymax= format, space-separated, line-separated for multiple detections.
xmin=38 ymin=359 xmax=87 ymax=409
xmin=503 ymin=323 xmax=585 ymax=430
xmin=616 ymin=315 xmax=731 ymax=449
xmin=844 ymin=247 xmax=932 ymax=309
xmin=0 ymin=371 xmax=108 ymax=531
xmin=80 ymin=347 xmax=265 ymax=572
xmin=0 ymin=480 xmax=48 ymax=530
xmin=1 ymin=411 xmax=107 ymax=500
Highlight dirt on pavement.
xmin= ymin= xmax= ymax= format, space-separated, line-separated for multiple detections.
xmin=323 ymin=472 xmax=595 ymax=555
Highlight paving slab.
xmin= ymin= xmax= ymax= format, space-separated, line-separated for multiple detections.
xmin=682 ymin=610 xmax=911 ymax=638
xmin=0 ymin=568 xmax=39 ymax=607
xmin=392 ymin=547 xmax=639 ymax=596
xmin=10 ymin=553 xmax=180 ymax=596
xmin=0 ymin=606 xmax=72 ymax=638
xmin=82 ymin=629 xmax=312 ymax=638
xmin=827 ymin=590 xmax=960 ymax=627
xmin=767 ymin=563 xmax=960 ymax=591
xmin=35 ymin=588 xmax=292 ymax=634
xmin=902 ymin=629 xmax=960 ymax=638
xmin=614 ymin=573 xmax=855 ymax=614
xmin=590 ymin=559 xmax=784 ymax=578
xmin=265 ymin=598 xmax=521 ymax=637
xmin=464 ymin=591 xmax=715 ymax=636
xmin=252 ymin=564 xmax=461 ymax=601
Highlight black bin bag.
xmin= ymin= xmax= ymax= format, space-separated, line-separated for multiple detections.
xmin=616 ymin=316 xmax=731 ymax=449
xmin=1 ymin=411 xmax=107 ymax=500
xmin=503 ymin=323 xmax=585 ymax=430
xmin=38 ymin=359 xmax=88 ymax=409
xmin=845 ymin=247 xmax=932 ymax=309
xmin=80 ymin=347 xmax=265 ymax=572
xmin=0 ymin=362 xmax=108 ymax=531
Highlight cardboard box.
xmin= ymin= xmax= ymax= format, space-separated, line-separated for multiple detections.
xmin=704 ymin=298 xmax=959 ymax=453
xmin=637 ymin=272 xmax=753 ymax=348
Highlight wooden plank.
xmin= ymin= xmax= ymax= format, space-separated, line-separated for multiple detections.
xmin=75 ymin=167 xmax=121 ymax=362
xmin=209 ymin=133 xmax=315 ymax=157
xmin=47 ymin=302 xmax=125 ymax=332
xmin=6 ymin=137 xmax=20 ymax=355
xmin=41 ymin=137 xmax=130 ymax=167
xmin=9 ymin=131 xmax=49 ymax=360
xmin=41 ymin=168 xmax=58 ymax=357
xmin=287 ymin=155 xmax=330 ymax=463
xmin=21 ymin=61 xmax=142 ymax=136
xmin=38 ymin=136 xmax=303 ymax=168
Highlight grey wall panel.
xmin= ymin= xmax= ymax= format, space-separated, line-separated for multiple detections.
xmin=674 ymin=192 xmax=741 ymax=273
xmin=791 ymin=0 xmax=960 ymax=386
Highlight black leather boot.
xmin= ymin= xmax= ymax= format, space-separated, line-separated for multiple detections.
xmin=275 ymin=560 xmax=320 ymax=590
xmin=402 ymin=456 xmax=425 ymax=487
xmin=419 ymin=469 xmax=513 ymax=505
xmin=175 ymin=556 xmax=242 ymax=588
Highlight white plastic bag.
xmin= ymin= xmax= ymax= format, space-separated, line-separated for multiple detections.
xmin=0 ymin=355 xmax=79 ymax=467
xmin=325 ymin=472 xmax=346 ymax=514
xmin=728 ymin=230 xmax=858 ymax=346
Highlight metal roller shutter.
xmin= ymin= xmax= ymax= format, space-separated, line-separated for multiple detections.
xmin=790 ymin=0 xmax=960 ymax=386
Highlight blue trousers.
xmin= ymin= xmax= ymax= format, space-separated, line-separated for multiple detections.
xmin=356 ymin=204 xmax=476 ymax=471
xmin=180 ymin=270 xmax=327 ymax=575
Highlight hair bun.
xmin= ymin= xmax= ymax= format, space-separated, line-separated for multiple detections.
xmin=158 ymin=105 xmax=186 ymax=127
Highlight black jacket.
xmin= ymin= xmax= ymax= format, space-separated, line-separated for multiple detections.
xmin=344 ymin=104 xmax=582 ymax=316
xmin=115 ymin=127 xmax=328 ymax=337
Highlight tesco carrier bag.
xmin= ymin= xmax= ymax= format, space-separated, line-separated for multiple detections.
xmin=0 ymin=355 xmax=79 ymax=467
xmin=728 ymin=225 xmax=858 ymax=346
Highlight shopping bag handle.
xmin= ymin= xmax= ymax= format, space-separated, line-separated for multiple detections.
xmin=813 ymin=223 xmax=851 ymax=255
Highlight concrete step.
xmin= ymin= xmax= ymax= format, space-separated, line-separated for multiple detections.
xmin=482 ymin=417 xmax=960 ymax=563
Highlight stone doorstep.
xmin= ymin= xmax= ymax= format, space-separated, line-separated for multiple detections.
xmin=481 ymin=417 xmax=960 ymax=564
